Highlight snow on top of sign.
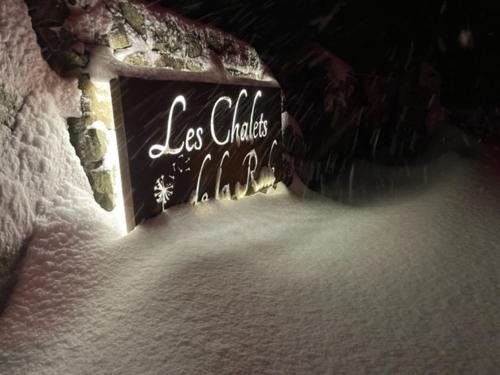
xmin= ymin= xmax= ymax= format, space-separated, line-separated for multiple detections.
xmin=87 ymin=45 xmax=277 ymax=87
xmin=64 ymin=0 xmax=277 ymax=85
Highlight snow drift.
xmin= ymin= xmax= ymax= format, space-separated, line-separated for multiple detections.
xmin=1 ymin=152 xmax=500 ymax=374
xmin=0 ymin=0 xmax=115 ymax=306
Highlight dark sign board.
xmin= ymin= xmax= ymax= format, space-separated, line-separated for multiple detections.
xmin=111 ymin=77 xmax=283 ymax=230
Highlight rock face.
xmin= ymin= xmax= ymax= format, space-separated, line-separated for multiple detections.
xmin=0 ymin=84 xmax=23 ymax=131
xmin=25 ymin=0 xmax=270 ymax=211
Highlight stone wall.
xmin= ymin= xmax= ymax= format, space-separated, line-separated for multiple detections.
xmin=26 ymin=0 xmax=270 ymax=211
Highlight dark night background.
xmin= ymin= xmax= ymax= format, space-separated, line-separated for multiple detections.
xmin=163 ymin=0 xmax=500 ymax=179
xmin=164 ymin=0 xmax=500 ymax=108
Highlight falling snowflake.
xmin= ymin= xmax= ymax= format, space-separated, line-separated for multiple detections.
xmin=172 ymin=154 xmax=191 ymax=174
xmin=154 ymin=175 xmax=175 ymax=212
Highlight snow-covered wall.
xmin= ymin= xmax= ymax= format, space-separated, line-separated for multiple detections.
xmin=0 ymin=0 xmax=96 ymax=307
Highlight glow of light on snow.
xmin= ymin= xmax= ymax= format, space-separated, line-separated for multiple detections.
xmin=107 ymin=129 xmax=127 ymax=235
xmin=94 ymin=80 xmax=127 ymax=235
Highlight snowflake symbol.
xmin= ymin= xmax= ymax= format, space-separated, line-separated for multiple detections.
xmin=154 ymin=175 xmax=175 ymax=212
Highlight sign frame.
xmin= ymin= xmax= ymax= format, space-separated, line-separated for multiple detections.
xmin=111 ymin=76 xmax=283 ymax=232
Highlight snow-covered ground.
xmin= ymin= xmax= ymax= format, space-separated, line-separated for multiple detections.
xmin=1 ymin=151 xmax=499 ymax=374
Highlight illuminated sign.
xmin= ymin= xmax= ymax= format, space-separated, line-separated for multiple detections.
xmin=111 ymin=77 xmax=283 ymax=230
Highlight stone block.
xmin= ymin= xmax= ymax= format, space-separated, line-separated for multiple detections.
xmin=119 ymin=2 xmax=145 ymax=35
xmin=76 ymin=127 xmax=108 ymax=162
xmin=49 ymin=50 xmax=89 ymax=77
xmin=78 ymin=75 xmax=114 ymax=129
xmin=162 ymin=56 xmax=185 ymax=70
xmin=206 ymin=31 xmax=225 ymax=53
xmin=87 ymin=168 xmax=116 ymax=211
xmin=186 ymin=34 xmax=202 ymax=58
xmin=0 ymin=84 xmax=22 ymax=130
xmin=123 ymin=53 xmax=148 ymax=67
xmin=109 ymin=29 xmax=131 ymax=50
